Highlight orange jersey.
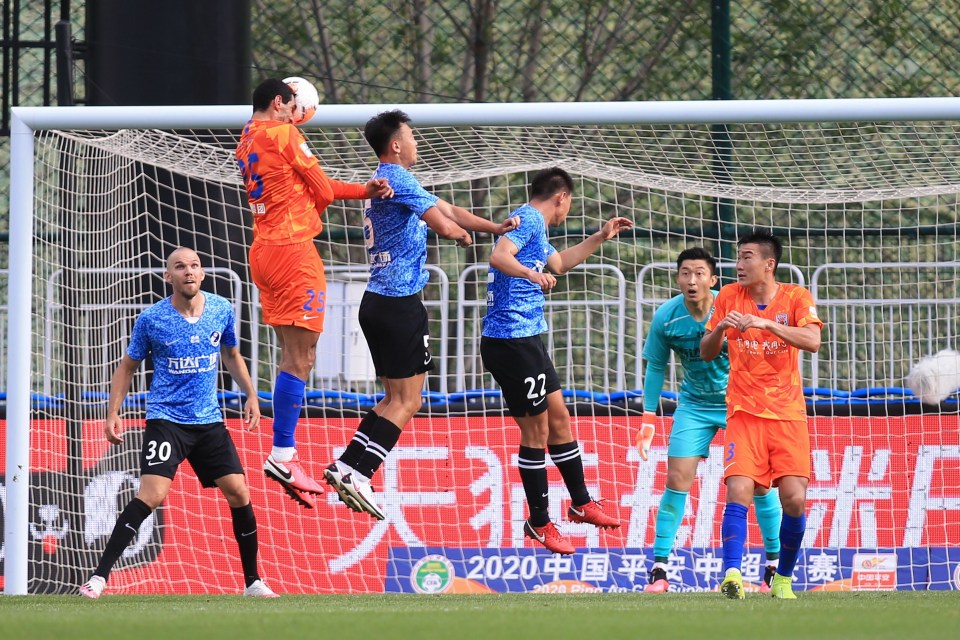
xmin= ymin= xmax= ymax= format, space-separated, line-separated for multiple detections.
xmin=235 ymin=118 xmax=367 ymax=245
xmin=706 ymin=282 xmax=823 ymax=421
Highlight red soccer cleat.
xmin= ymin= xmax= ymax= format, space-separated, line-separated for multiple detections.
xmin=644 ymin=566 xmax=670 ymax=593
xmin=758 ymin=564 xmax=777 ymax=593
xmin=264 ymin=454 xmax=324 ymax=509
xmin=567 ymin=499 xmax=621 ymax=529
xmin=524 ymin=520 xmax=576 ymax=555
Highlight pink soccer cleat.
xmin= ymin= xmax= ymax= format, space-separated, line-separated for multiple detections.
xmin=567 ymin=499 xmax=621 ymax=529
xmin=524 ymin=520 xmax=576 ymax=555
xmin=264 ymin=454 xmax=324 ymax=509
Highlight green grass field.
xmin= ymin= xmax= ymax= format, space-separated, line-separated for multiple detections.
xmin=1 ymin=593 xmax=958 ymax=640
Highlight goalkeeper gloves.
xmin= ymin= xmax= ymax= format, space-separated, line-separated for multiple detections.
xmin=636 ymin=411 xmax=656 ymax=461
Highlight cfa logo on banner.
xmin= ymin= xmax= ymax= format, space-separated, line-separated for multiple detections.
xmin=410 ymin=554 xmax=455 ymax=594
xmin=851 ymin=553 xmax=897 ymax=590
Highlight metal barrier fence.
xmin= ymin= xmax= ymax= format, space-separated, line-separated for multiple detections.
xmin=9 ymin=262 xmax=957 ymax=402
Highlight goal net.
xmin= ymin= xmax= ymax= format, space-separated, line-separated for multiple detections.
xmin=4 ymin=101 xmax=959 ymax=594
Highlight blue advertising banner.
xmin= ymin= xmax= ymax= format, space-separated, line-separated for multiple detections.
xmin=386 ymin=547 xmax=960 ymax=593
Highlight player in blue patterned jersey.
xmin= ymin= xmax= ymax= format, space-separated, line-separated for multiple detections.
xmin=325 ymin=110 xmax=519 ymax=519
xmin=79 ymin=248 xmax=277 ymax=599
xmin=481 ymin=167 xmax=633 ymax=554
xmin=638 ymin=247 xmax=782 ymax=593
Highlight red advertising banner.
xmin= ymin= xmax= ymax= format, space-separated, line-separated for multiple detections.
xmin=1 ymin=414 xmax=958 ymax=593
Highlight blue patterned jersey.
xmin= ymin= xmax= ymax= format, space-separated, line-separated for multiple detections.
xmin=642 ymin=293 xmax=728 ymax=408
xmin=364 ymin=162 xmax=440 ymax=297
xmin=482 ymin=204 xmax=556 ymax=339
xmin=127 ymin=292 xmax=238 ymax=424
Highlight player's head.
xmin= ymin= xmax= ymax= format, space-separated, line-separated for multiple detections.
xmin=529 ymin=167 xmax=574 ymax=225
xmin=676 ymin=247 xmax=718 ymax=302
xmin=364 ymin=109 xmax=417 ymax=166
xmin=736 ymin=229 xmax=782 ymax=287
xmin=164 ymin=247 xmax=205 ymax=300
xmin=252 ymin=78 xmax=295 ymax=121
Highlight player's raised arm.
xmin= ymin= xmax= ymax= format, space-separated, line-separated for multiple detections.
xmin=434 ymin=198 xmax=519 ymax=235
xmin=421 ymin=205 xmax=473 ymax=246
xmin=547 ymin=215 xmax=632 ymax=275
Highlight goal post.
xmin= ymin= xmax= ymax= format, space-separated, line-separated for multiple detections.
xmin=6 ymin=98 xmax=960 ymax=595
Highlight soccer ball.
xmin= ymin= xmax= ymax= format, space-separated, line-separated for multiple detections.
xmin=905 ymin=349 xmax=960 ymax=404
xmin=283 ymin=76 xmax=319 ymax=126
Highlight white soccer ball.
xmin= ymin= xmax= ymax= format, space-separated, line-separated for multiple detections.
xmin=906 ymin=349 xmax=960 ymax=404
xmin=282 ymin=76 xmax=319 ymax=126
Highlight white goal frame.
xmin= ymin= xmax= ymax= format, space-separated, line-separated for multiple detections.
xmin=8 ymin=96 xmax=960 ymax=595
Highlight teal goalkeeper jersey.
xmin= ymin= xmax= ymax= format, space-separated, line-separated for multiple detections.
xmin=642 ymin=292 xmax=728 ymax=410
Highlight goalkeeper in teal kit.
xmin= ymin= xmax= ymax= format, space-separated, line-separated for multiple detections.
xmin=637 ymin=247 xmax=783 ymax=593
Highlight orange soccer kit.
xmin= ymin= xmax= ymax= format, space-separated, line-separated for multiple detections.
xmin=236 ymin=118 xmax=367 ymax=332
xmin=706 ymin=282 xmax=824 ymax=487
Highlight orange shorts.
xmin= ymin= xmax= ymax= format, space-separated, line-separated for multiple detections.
xmin=722 ymin=412 xmax=810 ymax=488
xmin=250 ymin=240 xmax=326 ymax=332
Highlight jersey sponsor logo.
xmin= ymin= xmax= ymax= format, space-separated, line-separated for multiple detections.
xmin=166 ymin=353 xmax=218 ymax=374
xmin=370 ymin=250 xmax=392 ymax=267
xmin=190 ymin=336 xmax=200 ymax=344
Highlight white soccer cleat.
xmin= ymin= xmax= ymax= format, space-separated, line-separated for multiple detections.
xmin=340 ymin=473 xmax=386 ymax=520
xmin=78 ymin=575 xmax=106 ymax=599
xmin=324 ymin=463 xmax=364 ymax=512
xmin=243 ymin=579 xmax=280 ymax=598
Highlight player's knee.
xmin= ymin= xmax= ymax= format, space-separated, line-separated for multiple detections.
xmin=135 ymin=490 xmax=166 ymax=510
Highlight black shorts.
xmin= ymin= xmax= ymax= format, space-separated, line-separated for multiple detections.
xmin=140 ymin=419 xmax=244 ymax=488
xmin=359 ymin=290 xmax=434 ymax=378
xmin=480 ymin=335 xmax=561 ymax=417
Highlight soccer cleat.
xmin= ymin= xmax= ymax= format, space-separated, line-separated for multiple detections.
xmin=770 ymin=573 xmax=797 ymax=599
xmin=567 ymin=499 xmax=621 ymax=529
xmin=264 ymin=454 xmax=324 ymax=509
xmin=340 ymin=473 xmax=386 ymax=520
xmin=78 ymin=575 xmax=106 ymax=599
xmin=758 ymin=564 xmax=777 ymax=593
xmin=720 ymin=568 xmax=745 ymax=600
xmin=644 ymin=567 xmax=670 ymax=593
xmin=243 ymin=579 xmax=280 ymax=598
xmin=523 ymin=520 xmax=576 ymax=555
xmin=324 ymin=463 xmax=364 ymax=512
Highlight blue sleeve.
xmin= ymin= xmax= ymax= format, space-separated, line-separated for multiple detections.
xmin=641 ymin=307 xmax=671 ymax=413
xmin=127 ymin=314 xmax=149 ymax=361
xmin=222 ymin=305 xmax=239 ymax=349
xmin=392 ymin=170 xmax=439 ymax=217
xmin=503 ymin=211 xmax=538 ymax=252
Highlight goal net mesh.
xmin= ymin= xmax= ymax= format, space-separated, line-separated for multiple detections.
xmin=8 ymin=117 xmax=960 ymax=593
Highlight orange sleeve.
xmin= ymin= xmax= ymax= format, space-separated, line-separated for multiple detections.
xmin=329 ymin=179 xmax=368 ymax=200
xmin=793 ymin=287 xmax=824 ymax=328
xmin=279 ymin=125 xmax=336 ymax=212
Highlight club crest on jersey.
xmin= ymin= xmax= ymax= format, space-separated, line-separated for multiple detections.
xmin=210 ymin=331 xmax=222 ymax=347
xmin=775 ymin=313 xmax=789 ymax=325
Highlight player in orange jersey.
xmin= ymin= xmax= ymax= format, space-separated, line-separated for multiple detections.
xmin=700 ymin=230 xmax=823 ymax=600
xmin=236 ymin=78 xmax=393 ymax=508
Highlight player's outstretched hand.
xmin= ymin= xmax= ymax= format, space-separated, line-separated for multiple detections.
xmin=600 ymin=216 xmax=633 ymax=240
xmin=104 ymin=414 xmax=123 ymax=445
xmin=243 ymin=396 xmax=262 ymax=432
xmin=496 ymin=216 xmax=521 ymax=235
xmin=365 ymin=177 xmax=394 ymax=199
xmin=636 ymin=411 xmax=656 ymax=461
